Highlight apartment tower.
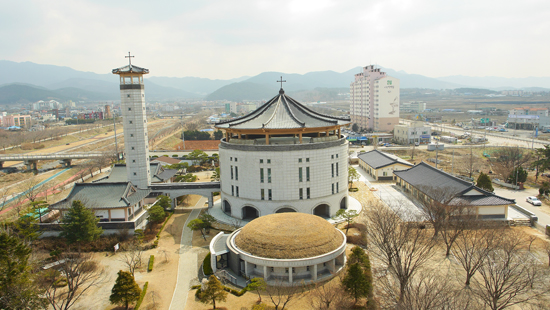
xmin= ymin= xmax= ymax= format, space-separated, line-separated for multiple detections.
xmin=350 ymin=65 xmax=400 ymax=132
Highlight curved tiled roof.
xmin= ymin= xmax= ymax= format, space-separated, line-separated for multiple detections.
xmin=393 ymin=162 xmax=515 ymax=206
xmin=112 ymin=64 xmax=149 ymax=74
xmin=216 ymin=89 xmax=350 ymax=130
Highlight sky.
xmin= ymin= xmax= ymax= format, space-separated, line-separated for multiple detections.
xmin=1 ymin=0 xmax=549 ymax=80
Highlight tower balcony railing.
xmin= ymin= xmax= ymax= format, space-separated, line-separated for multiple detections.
xmin=222 ymin=135 xmax=347 ymax=146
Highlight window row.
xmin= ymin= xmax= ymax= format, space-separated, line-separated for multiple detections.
xmin=231 ymin=185 xmax=239 ymax=197
xmin=332 ymin=182 xmax=340 ymax=194
xmin=260 ymin=189 xmax=272 ymax=200
xmin=259 ymin=159 xmax=271 ymax=164
xmin=331 ymin=163 xmax=339 ymax=178
xmin=231 ymin=166 xmax=239 ymax=180
xmin=298 ymin=167 xmax=310 ymax=182
xmin=230 ymin=157 xmax=238 ymax=162
xmin=260 ymin=168 xmax=271 ymax=183
xmin=299 ymin=188 xmax=311 ymax=200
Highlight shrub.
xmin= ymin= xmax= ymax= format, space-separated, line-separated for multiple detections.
xmin=33 ymin=143 xmax=45 ymax=149
xmin=195 ymin=288 xmax=202 ymax=299
xmin=349 ymin=188 xmax=359 ymax=192
xmin=191 ymin=285 xmax=202 ymax=289
xmin=134 ymin=282 xmax=148 ymax=310
xmin=163 ymin=155 xmax=169 ymax=157
xmin=148 ymin=255 xmax=154 ymax=272
xmin=151 ymin=155 xmax=158 ymax=158
xmin=222 ymin=286 xmax=247 ymax=296
xmin=203 ymin=253 xmax=213 ymax=275
xmin=172 ymin=154 xmax=178 ymax=157
xmin=21 ymin=143 xmax=33 ymax=150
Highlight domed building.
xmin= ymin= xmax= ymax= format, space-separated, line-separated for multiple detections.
xmin=210 ymin=213 xmax=347 ymax=285
xmin=215 ymin=88 xmax=351 ymax=219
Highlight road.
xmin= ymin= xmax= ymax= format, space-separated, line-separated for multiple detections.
xmin=493 ymin=186 xmax=550 ymax=229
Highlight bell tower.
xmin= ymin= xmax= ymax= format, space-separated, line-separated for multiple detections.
xmin=112 ymin=52 xmax=151 ymax=189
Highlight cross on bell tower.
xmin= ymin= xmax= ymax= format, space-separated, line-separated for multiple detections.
xmin=277 ymin=76 xmax=286 ymax=94
xmin=125 ymin=52 xmax=134 ymax=66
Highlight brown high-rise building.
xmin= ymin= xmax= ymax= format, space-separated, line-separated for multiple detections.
xmin=105 ymin=105 xmax=112 ymax=119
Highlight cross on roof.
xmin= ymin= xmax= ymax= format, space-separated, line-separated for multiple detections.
xmin=277 ymin=76 xmax=286 ymax=89
xmin=125 ymin=52 xmax=134 ymax=66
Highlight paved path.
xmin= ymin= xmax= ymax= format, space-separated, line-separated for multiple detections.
xmin=168 ymin=208 xmax=201 ymax=310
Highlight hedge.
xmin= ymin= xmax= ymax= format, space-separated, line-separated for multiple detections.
xmin=152 ymin=212 xmax=173 ymax=248
xmin=195 ymin=284 xmax=247 ymax=298
xmin=203 ymin=253 xmax=213 ymax=275
xmin=134 ymin=282 xmax=148 ymax=310
xmin=148 ymin=255 xmax=154 ymax=272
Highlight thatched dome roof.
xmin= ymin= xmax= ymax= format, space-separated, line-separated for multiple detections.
xmin=234 ymin=213 xmax=344 ymax=259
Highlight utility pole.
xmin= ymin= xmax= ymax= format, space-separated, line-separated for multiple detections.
xmin=452 ymin=150 xmax=454 ymax=175
xmin=435 ymin=140 xmax=439 ymax=169
xmin=113 ymin=106 xmax=118 ymax=160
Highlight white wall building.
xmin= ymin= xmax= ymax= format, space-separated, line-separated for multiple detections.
xmin=350 ymin=65 xmax=400 ymax=132
xmin=393 ymin=122 xmax=431 ymax=145
xmin=215 ymin=88 xmax=351 ymax=219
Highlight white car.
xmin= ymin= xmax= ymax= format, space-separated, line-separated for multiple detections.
xmin=526 ymin=196 xmax=542 ymax=206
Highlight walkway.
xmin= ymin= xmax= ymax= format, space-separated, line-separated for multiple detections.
xmin=168 ymin=207 xmax=201 ymax=310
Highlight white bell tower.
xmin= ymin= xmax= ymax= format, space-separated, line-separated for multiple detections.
xmin=112 ymin=52 xmax=151 ymax=189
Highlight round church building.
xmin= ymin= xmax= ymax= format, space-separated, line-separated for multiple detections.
xmin=209 ymin=213 xmax=347 ymax=285
xmin=215 ymin=88 xmax=351 ymax=220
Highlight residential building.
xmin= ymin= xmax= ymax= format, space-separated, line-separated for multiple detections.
xmin=357 ymin=150 xmax=413 ymax=181
xmin=507 ymin=107 xmax=549 ymax=130
xmin=350 ymin=65 xmax=400 ymax=132
xmin=393 ymin=122 xmax=431 ymax=145
xmin=0 ymin=114 xmax=31 ymax=128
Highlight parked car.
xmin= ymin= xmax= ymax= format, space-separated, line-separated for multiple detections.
xmin=526 ymin=196 xmax=542 ymax=206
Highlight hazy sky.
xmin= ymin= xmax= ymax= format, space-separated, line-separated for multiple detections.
xmin=1 ymin=0 xmax=548 ymax=79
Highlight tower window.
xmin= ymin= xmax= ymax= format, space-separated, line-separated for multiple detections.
xmin=307 ymin=188 xmax=310 ymax=199
xmin=128 ymin=107 xmax=132 ymax=111
xmin=299 ymin=188 xmax=303 ymax=200
xmin=231 ymin=166 xmax=233 ymax=179
xmin=231 ymin=185 xmax=234 ymax=196
xmin=127 ymin=94 xmax=130 ymax=98
xmin=132 ymin=160 xmax=136 ymax=163
xmin=267 ymin=159 xmax=271 ymax=164
xmin=129 ymin=121 xmax=133 ymax=124
xmin=236 ymin=186 xmax=239 ymax=197
xmin=260 ymin=168 xmax=264 ymax=183
xmin=260 ymin=159 xmax=263 ymax=164
xmin=130 ymin=134 xmax=134 ymax=137
xmin=261 ymin=189 xmax=265 ymax=200
xmin=268 ymin=189 xmax=272 ymax=200
xmin=133 ymin=172 xmax=136 ymax=176
xmin=235 ymin=167 xmax=238 ymax=180
xmin=299 ymin=167 xmax=302 ymax=182
xmin=306 ymin=167 xmax=310 ymax=181
xmin=131 ymin=147 xmax=135 ymax=150
xmin=298 ymin=158 xmax=302 ymax=163
xmin=267 ymin=168 xmax=271 ymax=183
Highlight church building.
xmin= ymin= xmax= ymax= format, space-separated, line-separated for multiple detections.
xmin=215 ymin=85 xmax=351 ymax=219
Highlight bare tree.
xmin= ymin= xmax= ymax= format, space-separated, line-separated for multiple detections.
xmin=0 ymin=185 xmax=12 ymax=211
xmin=453 ymin=222 xmax=504 ymax=286
xmin=265 ymin=279 xmax=303 ymax=310
xmin=365 ymin=203 xmax=437 ymax=304
xmin=378 ymin=270 xmax=479 ymax=310
xmin=472 ymin=230 xmax=549 ymax=310
xmin=22 ymin=177 xmax=44 ymax=204
xmin=118 ymin=243 xmax=143 ymax=276
xmin=492 ymin=147 xmax=533 ymax=181
xmin=455 ymin=147 xmax=481 ymax=179
xmin=308 ymin=275 xmax=350 ymax=310
xmin=40 ymin=253 xmax=104 ymax=310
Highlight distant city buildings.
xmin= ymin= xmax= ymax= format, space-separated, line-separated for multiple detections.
xmin=400 ymin=101 xmax=426 ymax=113
xmin=350 ymin=65 xmax=400 ymax=132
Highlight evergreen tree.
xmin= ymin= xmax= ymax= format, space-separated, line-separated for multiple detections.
xmin=246 ymin=277 xmax=266 ymax=302
xmin=199 ymin=275 xmax=227 ymax=309
xmin=214 ymin=130 xmax=224 ymax=140
xmin=476 ymin=172 xmax=494 ymax=192
xmin=109 ymin=270 xmax=141 ymax=310
xmin=507 ymin=166 xmax=528 ymax=185
xmin=60 ymin=200 xmax=103 ymax=248
xmin=352 ymin=123 xmax=359 ymax=132
xmin=342 ymin=263 xmax=371 ymax=305
xmin=0 ymin=229 xmax=45 ymax=309
xmin=147 ymin=204 xmax=165 ymax=223
xmin=332 ymin=209 xmax=359 ymax=235
xmin=157 ymin=195 xmax=172 ymax=210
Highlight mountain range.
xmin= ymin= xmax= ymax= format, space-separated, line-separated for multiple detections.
xmin=0 ymin=60 xmax=549 ymax=104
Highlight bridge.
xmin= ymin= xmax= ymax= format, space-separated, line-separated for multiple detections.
xmin=0 ymin=153 xmax=105 ymax=170
xmin=150 ymin=182 xmax=221 ymax=208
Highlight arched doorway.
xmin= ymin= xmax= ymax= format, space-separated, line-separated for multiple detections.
xmin=313 ymin=204 xmax=330 ymax=218
xmin=275 ymin=207 xmax=297 ymax=213
xmin=242 ymin=206 xmax=259 ymax=220
xmin=340 ymin=197 xmax=348 ymax=210
xmin=223 ymin=200 xmax=231 ymax=214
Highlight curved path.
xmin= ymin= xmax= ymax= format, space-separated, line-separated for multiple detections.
xmin=168 ymin=208 xmax=201 ymax=310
